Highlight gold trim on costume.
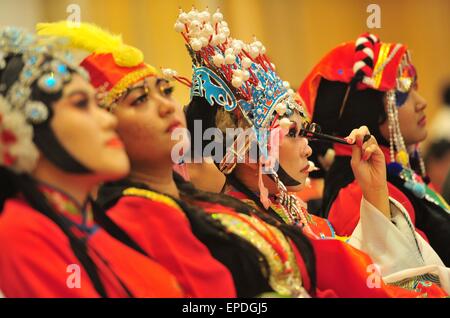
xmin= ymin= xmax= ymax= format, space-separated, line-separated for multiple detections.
xmin=122 ymin=187 xmax=182 ymax=212
xmin=210 ymin=212 xmax=306 ymax=297
xmin=387 ymin=273 xmax=441 ymax=297
xmin=104 ymin=65 xmax=157 ymax=108
xmin=372 ymin=43 xmax=391 ymax=89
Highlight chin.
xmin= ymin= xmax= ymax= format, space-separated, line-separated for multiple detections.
xmin=287 ymin=184 xmax=305 ymax=193
xmin=411 ymin=129 xmax=428 ymax=144
xmin=100 ymin=168 xmax=129 ymax=182
xmin=286 ymin=175 xmax=308 ymax=193
xmin=98 ymin=159 xmax=130 ymax=182
xmin=419 ymin=129 xmax=428 ymax=142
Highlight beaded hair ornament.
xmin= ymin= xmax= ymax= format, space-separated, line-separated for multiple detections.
xmin=36 ymin=21 xmax=157 ymax=111
xmin=170 ymin=8 xmax=320 ymax=223
xmin=349 ymin=34 xmax=425 ymax=195
xmin=342 ymin=33 xmax=443 ymax=204
xmin=0 ymin=27 xmax=88 ymax=173
xmin=170 ymin=8 xmax=308 ymax=175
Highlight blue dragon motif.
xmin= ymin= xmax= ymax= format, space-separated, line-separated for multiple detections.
xmin=191 ymin=66 xmax=237 ymax=111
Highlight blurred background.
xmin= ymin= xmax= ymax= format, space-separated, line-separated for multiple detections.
xmin=1 ymin=0 xmax=449 ymax=198
xmin=1 ymin=0 xmax=448 ymax=119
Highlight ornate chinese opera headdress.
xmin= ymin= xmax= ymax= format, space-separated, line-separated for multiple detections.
xmin=299 ymin=33 xmax=432 ymax=199
xmin=36 ymin=21 xmax=158 ymax=110
xmin=0 ymin=26 xmax=90 ymax=173
xmin=172 ymin=7 xmax=319 ymax=226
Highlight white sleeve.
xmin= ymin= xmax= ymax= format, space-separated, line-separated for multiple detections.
xmin=348 ymin=197 xmax=426 ymax=276
xmin=384 ymin=197 xmax=446 ymax=268
xmin=348 ymin=196 xmax=450 ymax=294
xmin=384 ymin=221 xmax=450 ymax=295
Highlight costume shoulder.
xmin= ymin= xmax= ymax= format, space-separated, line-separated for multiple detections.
xmin=96 ymin=179 xmax=141 ymax=210
xmin=0 ymin=199 xmax=99 ymax=297
xmin=104 ymin=187 xmax=236 ymax=298
xmin=97 ymin=179 xmax=185 ymax=213
xmin=105 ymin=185 xmax=190 ymax=233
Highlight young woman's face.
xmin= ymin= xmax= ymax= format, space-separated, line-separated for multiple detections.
xmin=380 ymin=84 xmax=428 ymax=146
xmin=278 ymin=112 xmax=313 ymax=191
xmin=51 ymin=74 xmax=130 ymax=179
xmin=113 ymin=77 xmax=187 ymax=168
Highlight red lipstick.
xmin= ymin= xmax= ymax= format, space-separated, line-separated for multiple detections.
xmin=106 ymin=137 xmax=124 ymax=148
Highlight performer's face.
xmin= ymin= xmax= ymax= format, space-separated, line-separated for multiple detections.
xmin=51 ymin=74 xmax=130 ymax=179
xmin=380 ymin=83 xmax=428 ymax=146
xmin=278 ymin=111 xmax=313 ymax=191
xmin=113 ymin=77 xmax=187 ymax=168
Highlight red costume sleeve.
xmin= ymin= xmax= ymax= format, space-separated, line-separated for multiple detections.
xmin=0 ymin=201 xmax=100 ymax=297
xmin=107 ymin=195 xmax=236 ymax=298
xmin=328 ymin=180 xmax=428 ymax=241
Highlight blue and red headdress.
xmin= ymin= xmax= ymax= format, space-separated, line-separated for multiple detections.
xmin=173 ymin=8 xmax=307 ymax=175
xmin=172 ymin=8 xmax=314 ymax=216
xmin=299 ymin=33 xmax=434 ymax=202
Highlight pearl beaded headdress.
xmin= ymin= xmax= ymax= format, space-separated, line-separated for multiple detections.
xmin=172 ymin=8 xmax=317 ymax=220
xmin=301 ymin=33 xmax=436 ymax=202
xmin=0 ymin=27 xmax=88 ymax=173
xmin=171 ymin=7 xmax=307 ymax=175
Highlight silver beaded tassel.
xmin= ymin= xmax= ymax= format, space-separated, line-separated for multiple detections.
xmin=386 ymin=90 xmax=410 ymax=167
xmin=386 ymin=89 xmax=427 ymax=178
xmin=271 ymin=172 xmax=301 ymax=225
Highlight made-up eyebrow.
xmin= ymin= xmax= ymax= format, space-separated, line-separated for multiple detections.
xmin=65 ymin=89 xmax=90 ymax=98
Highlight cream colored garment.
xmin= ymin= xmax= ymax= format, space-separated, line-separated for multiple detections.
xmin=348 ymin=197 xmax=450 ymax=294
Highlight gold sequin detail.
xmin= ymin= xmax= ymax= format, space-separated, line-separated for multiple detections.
xmin=372 ymin=43 xmax=391 ymax=89
xmin=211 ymin=212 xmax=306 ymax=297
xmin=103 ymin=65 xmax=157 ymax=107
xmin=122 ymin=187 xmax=182 ymax=212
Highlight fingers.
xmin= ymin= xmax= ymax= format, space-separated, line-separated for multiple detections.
xmin=361 ymin=135 xmax=378 ymax=151
xmin=345 ymin=129 xmax=359 ymax=144
xmin=355 ymin=126 xmax=370 ymax=146
xmin=346 ymin=126 xmax=371 ymax=146
xmin=362 ymin=144 xmax=378 ymax=161
xmin=349 ymin=126 xmax=376 ymax=167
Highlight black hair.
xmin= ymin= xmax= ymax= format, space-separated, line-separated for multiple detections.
xmin=312 ymin=78 xmax=388 ymax=145
xmin=184 ymin=95 xmax=252 ymax=163
xmin=425 ymin=139 xmax=450 ymax=164
xmin=443 ymin=83 xmax=450 ymax=106
xmin=173 ymin=172 xmax=316 ymax=294
xmin=97 ymin=175 xmax=271 ymax=297
xmin=315 ymin=80 xmax=450 ymax=267
xmin=219 ymin=172 xmax=317 ymax=291
xmin=96 ymin=171 xmax=317 ymax=297
xmin=310 ymin=78 xmax=389 ymax=217
xmin=173 ymin=173 xmax=277 ymax=297
xmin=184 ymin=96 xmax=220 ymax=161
